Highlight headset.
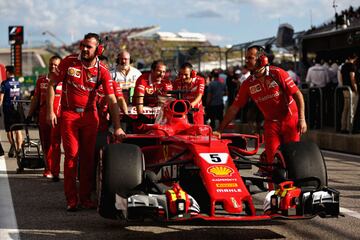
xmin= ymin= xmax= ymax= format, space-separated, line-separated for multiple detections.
xmin=248 ymin=45 xmax=269 ymax=68
xmin=180 ymin=62 xmax=196 ymax=78
xmin=190 ymin=69 xmax=197 ymax=78
xmin=80 ymin=33 xmax=104 ymax=56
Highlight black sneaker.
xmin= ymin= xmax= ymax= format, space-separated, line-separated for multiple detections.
xmin=52 ymin=176 xmax=60 ymax=182
xmin=8 ymin=145 xmax=15 ymax=158
xmin=16 ymin=150 xmax=22 ymax=158
xmin=0 ymin=143 xmax=4 ymax=156
xmin=66 ymin=204 xmax=78 ymax=212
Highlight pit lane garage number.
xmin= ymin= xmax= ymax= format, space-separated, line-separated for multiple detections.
xmin=200 ymin=153 xmax=229 ymax=164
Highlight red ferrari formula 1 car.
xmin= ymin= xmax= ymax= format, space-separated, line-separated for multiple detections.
xmin=97 ymin=93 xmax=339 ymax=221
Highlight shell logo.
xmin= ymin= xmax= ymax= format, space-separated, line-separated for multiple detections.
xmin=207 ymin=166 xmax=234 ymax=177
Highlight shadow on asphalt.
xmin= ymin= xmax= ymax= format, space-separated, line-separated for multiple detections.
xmin=7 ymin=175 xmax=288 ymax=240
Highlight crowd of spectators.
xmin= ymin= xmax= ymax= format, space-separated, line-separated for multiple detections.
xmin=63 ymin=26 xmax=163 ymax=68
xmin=307 ymin=5 xmax=360 ymax=34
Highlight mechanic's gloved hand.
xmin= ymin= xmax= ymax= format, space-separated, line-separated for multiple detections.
xmin=212 ymin=131 xmax=222 ymax=139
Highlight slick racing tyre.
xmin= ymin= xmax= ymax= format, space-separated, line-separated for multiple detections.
xmin=278 ymin=141 xmax=327 ymax=188
xmin=98 ymin=143 xmax=143 ymax=219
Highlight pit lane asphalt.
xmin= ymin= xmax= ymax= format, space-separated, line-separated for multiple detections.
xmin=1 ymin=129 xmax=360 ymax=240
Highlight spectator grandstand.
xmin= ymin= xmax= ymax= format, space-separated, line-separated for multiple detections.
xmin=62 ymin=26 xmax=212 ymax=69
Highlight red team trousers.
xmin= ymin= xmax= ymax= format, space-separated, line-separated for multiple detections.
xmin=38 ymin=115 xmax=52 ymax=170
xmin=263 ymin=113 xmax=300 ymax=164
xmin=61 ymin=110 xmax=99 ymax=204
xmin=48 ymin=122 xmax=62 ymax=177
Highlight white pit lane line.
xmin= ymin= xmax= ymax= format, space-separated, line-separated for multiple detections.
xmin=0 ymin=156 xmax=20 ymax=240
xmin=340 ymin=208 xmax=360 ymax=220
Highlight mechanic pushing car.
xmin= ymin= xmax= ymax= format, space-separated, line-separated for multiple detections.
xmin=133 ymin=59 xmax=172 ymax=115
xmin=173 ymin=62 xmax=205 ymax=124
xmin=216 ymin=45 xmax=307 ymax=176
xmin=27 ymin=55 xmax=62 ymax=179
xmin=47 ymin=33 xmax=126 ymax=211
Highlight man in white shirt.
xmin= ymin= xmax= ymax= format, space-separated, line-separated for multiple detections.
xmin=305 ymin=57 xmax=329 ymax=88
xmin=112 ymin=50 xmax=142 ymax=105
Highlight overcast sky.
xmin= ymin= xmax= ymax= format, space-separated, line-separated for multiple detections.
xmin=0 ymin=0 xmax=359 ymax=48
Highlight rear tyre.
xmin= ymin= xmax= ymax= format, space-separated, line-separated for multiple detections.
xmin=279 ymin=141 xmax=327 ymax=188
xmin=98 ymin=143 xmax=143 ymax=219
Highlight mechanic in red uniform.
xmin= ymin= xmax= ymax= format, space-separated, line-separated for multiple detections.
xmin=133 ymin=60 xmax=172 ymax=115
xmin=173 ymin=62 xmax=205 ymax=124
xmin=216 ymin=45 xmax=307 ymax=175
xmin=47 ymin=33 xmax=125 ymax=211
xmin=27 ymin=55 xmax=62 ymax=178
xmin=47 ymin=81 xmax=62 ymax=182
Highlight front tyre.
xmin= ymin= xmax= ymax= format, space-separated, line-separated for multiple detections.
xmin=98 ymin=143 xmax=143 ymax=219
xmin=279 ymin=141 xmax=327 ymax=188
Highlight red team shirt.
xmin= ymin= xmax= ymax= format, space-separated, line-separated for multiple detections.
xmin=173 ymin=76 xmax=205 ymax=111
xmin=54 ymin=54 xmax=115 ymax=111
xmin=96 ymin=82 xmax=123 ymax=132
xmin=233 ymin=66 xmax=299 ymax=121
xmin=134 ymin=72 xmax=173 ymax=107
xmin=34 ymin=75 xmax=50 ymax=118
xmin=34 ymin=75 xmax=62 ymax=119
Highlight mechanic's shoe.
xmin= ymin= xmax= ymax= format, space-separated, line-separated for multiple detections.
xmin=66 ymin=204 xmax=78 ymax=212
xmin=52 ymin=175 xmax=60 ymax=182
xmin=0 ymin=148 xmax=4 ymax=157
xmin=79 ymin=200 xmax=97 ymax=209
xmin=43 ymin=171 xmax=53 ymax=178
xmin=16 ymin=150 xmax=22 ymax=159
xmin=8 ymin=145 xmax=15 ymax=158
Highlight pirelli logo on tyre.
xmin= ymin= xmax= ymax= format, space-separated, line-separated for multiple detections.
xmin=216 ymin=183 xmax=238 ymax=188
xmin=207 ymin=166 xmax=234 ymax=177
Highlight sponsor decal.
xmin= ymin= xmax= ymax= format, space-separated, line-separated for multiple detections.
xmin=200 ymin=153 xmax=228 ymax=164
xmin=216 ymin=188 xmax=242 ymax=193
xmin=87 ymin=76 xmax=97 ymax=84
xmin=146 ymin=87 xmax=154 ymax=94
xmin=255 ymin=91 xmax=280 ymax=103
xmin=207 ymin=166 xmax=234 ymax=177
xmin=161 ymin=165 xmax=177 ymax=179
xmin=216 ymin=183 xmax=238 ymax=188
xmin=212 ymin=178 xmax=237 ymax=182
xmin=268 ymin=80 xmax=278 ymax=88
xmin=40 ymin=82 xmax=48 ymax=89
xmin=249 ymin=84 xmax=261 ymax=94
xmin=231 ymin=197 xmax=240 ymax=208
xmin=68 ymin=67 xmax=81 ymax=78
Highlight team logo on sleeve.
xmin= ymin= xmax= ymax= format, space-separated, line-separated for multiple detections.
xmin=68 ymin=67 xmax=81 ymax=78
xmin=249 ymin=84 xmax=261 ymax=94
xmin=146 ymin=87 xmax=154 ymax=95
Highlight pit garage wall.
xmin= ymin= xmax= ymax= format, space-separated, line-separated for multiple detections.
xmin=234 ymin=123 xmax=360 ymax=155
xmin=302 ymin=131 xmax=360 ymax=155
xmin=301 ymin=25 xmax=360 ymax=65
